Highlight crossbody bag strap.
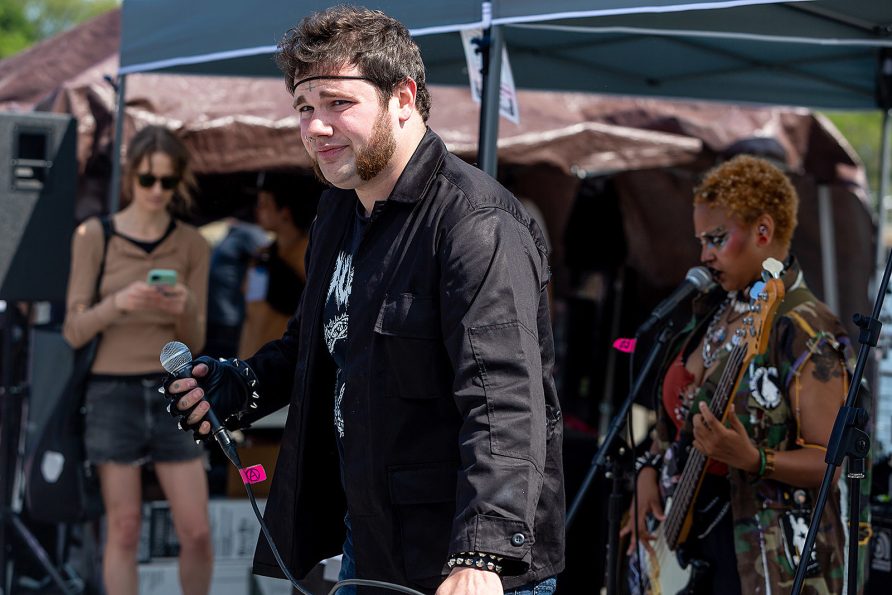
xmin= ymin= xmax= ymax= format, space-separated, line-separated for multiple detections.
xmin=91 ymin=216 xmax=113 ymax=305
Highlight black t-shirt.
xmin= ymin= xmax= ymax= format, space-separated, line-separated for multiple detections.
xmin=322 ymin=200 xmax=383 ymax=440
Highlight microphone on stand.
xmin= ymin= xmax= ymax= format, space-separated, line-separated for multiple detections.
xmin=636 ymin=266 xmax=716 ymax=336
xmin=160 ymin=341 xmax=241 ymax=466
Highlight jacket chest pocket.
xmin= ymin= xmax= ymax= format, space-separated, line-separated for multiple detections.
xmin=374 ymin=293 xmax=451 ymax=400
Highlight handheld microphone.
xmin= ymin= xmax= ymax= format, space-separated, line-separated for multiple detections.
xmin=636 ymin=266 xmax=716 ymax=336
xmin=160 ymin=341 xmax=240 ymax=466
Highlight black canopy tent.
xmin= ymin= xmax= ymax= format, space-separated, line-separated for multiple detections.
xmin=116 ymin=0 xmax=891 ymax=241
xmin=117 ymin=0 xmax=788 ymax=76
xmin=115 ymin=0 xmax=796 ymax=203
xmin=114 ymin=0 xmax=892 ymax=325
xmin=117 ymin=1 xmax=891 ymax=169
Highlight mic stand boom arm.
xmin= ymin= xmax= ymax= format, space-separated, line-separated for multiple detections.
xmin=790 ymin=249 xmax=891 ymax=594
xmin=566 ymin=322 xmax=674 ymax=595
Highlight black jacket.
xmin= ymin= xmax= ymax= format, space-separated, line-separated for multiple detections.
xmin=245 ymin=129 xmax=565 ymax=592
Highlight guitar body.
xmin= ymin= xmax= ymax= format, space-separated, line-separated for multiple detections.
xmin=643 ymin=540 xmax=690 ymax=595
xmin=641 ymin=498 xmax=711 ymax=595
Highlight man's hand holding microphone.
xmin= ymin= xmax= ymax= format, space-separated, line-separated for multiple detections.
xmin=161 ymin=341 xmax=261 ymax=466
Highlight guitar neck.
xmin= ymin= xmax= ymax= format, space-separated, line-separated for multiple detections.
xmin=663 ymin=344 xmax=746 ymax=549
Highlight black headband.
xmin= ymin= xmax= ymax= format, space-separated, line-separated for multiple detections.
xmin=293 ymin=75 xmax=375 ymax=88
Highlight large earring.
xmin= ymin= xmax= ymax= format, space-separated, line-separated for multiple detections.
xmin=757 ymin=225 xmax=769 ymax=245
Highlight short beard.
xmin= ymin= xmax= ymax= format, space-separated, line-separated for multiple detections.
xmin=355 ymin=107 xmax=396 ymax=181
xmin=309 ymin=105 xmax=396 ymax=186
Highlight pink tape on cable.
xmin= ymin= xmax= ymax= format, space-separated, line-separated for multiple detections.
xmin=239 ymin=464 xmax=267 ymax=485
xmin=612 ymin=337 xmax=637 ymax=354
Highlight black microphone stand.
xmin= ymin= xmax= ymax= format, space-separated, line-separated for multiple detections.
xmin=566 ymin=321 xmax=674 ymax=595
xmin=790 ymin=249 xmax=891 ymax=594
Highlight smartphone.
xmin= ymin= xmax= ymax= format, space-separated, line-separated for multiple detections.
xmin=147 ymin=268 xmax=177 ymax=287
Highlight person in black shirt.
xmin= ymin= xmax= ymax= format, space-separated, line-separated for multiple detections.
xmin=238 ymin=172 xmax=317 ymax=358
xmin=164 ymin=6 xmax=563 ymax=595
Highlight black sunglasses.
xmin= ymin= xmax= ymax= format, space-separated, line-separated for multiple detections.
xmin=137 ymin=173 xmax=180 ymax=190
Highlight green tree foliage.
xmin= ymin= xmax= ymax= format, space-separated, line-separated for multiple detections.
xmin=824 ymin=111 xmax=885 ymax=198
xmin=0 ymin=1 xmax=38 ymax=58
xmin=0 ymin=0 xmax=118 ymax=59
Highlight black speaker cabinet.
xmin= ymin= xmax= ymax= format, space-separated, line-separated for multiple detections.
xmin=0 ymin=112 xmax=76 ymax=301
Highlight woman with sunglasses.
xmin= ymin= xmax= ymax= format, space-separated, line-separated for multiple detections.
xmin=620 ymin=155 xmax=867 ymax=594
xmin=64 ymin=125 xmax=212 ymax=595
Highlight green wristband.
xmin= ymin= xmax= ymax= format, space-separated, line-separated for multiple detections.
xmin=756 ymin=447 xmax=767 ymax=478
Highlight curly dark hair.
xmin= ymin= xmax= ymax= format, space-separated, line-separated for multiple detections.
xmin=123 ymin=125 xmax=196 ymax=214
xmin=694 ymin=155 xmax=799 ymax=248
xmin=275 ymin=5 xmax=431 ymax=121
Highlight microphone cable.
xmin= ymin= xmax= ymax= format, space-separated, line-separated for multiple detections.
xmin=160 ymin=342 xmax=425 ymax=595
xmin=231 ymin=458 xmax=426 ymax=595
xmin=627 ymin=342 xmax=643 ymax=595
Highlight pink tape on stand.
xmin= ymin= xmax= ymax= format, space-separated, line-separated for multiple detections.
xmin=612 ymin=337 xmax=637 ymax=354
xmin=239 ymin=464 xmax=267 ymax=485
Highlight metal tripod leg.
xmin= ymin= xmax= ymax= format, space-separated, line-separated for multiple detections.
xmin=6 ymin=514 xmax=80 ymax=595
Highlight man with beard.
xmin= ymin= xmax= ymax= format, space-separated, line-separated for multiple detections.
xmin=164 ymin=6 xmax=564 ymax=595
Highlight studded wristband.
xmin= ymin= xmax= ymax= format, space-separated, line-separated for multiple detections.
xmin=446 ymin=551 xmax=504 ymax=575
xmin=634 ymin=451 xmax=663 ymax=474
xmin=221 ymin=357 xmax=262 ymax=426
xmin=209 ymin=357 xmax=260 ymax=430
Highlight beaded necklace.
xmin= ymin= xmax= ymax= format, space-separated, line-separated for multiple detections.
xmin=701 ymin=292 xmax=749 ymax=368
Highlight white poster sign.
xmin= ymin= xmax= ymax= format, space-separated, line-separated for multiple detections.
xmin=460 ymin=28 xmax=520 ymax=125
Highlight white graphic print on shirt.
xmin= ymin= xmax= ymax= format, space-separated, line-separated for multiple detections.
xmin=324 ymin=250 xmax=353 ymax=438
xmin=333 ymin=382 xmax=345 ymax=438
xmin=325 ymin=313 xmax=349 ymax=353
xmin=328 ymin=251 xmax=353 ymax=306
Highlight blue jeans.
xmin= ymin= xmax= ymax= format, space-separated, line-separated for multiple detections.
xmin=336 ymin=516 xmax=357 ymax=595
xmin=504 ymin=577 xmax=557 ymax=595
xmin=337 ymin=516 xmax=557 ymax=594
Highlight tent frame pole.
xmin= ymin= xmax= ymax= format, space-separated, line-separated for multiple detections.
xmin=108 ymin=74 xmax=127 ymax=214
xmin=879 ymin=108 xmax=891 ymax=274
xmin=817 ymin=185 xmax=839 ymax=314
xmin=477 ymin=1 xmax=502 ymax=178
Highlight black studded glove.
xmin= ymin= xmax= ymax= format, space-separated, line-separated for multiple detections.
xmin=163 ymin=355 xmax=260 ymax=441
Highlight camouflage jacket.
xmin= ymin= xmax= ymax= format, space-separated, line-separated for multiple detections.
xmin=653 ymin=259 xmax=869 ymax=594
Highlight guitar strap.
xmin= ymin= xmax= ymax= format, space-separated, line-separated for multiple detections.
xmin=690 ymin=286 xmax=819 ymax=415
xmin=84 ymin=216 xmax=113 ymax=351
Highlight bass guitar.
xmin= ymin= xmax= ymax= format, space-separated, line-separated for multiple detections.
xmin=641 ymin=258 xmax=785 ymax=595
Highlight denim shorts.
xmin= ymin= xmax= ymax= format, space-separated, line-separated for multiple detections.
xmin=84 ymin=375 xmax=203 ymax=465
